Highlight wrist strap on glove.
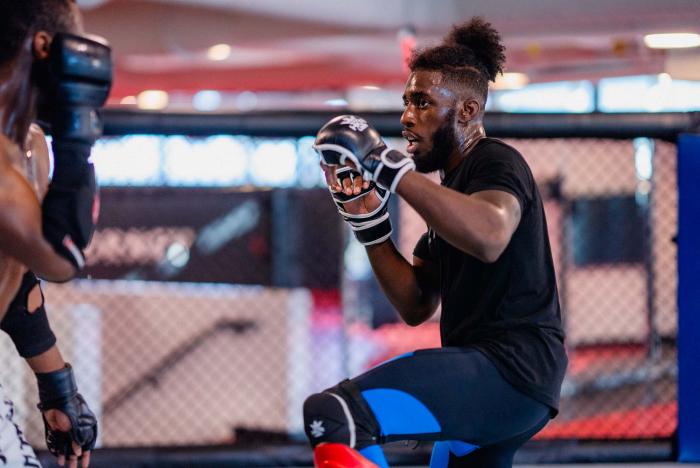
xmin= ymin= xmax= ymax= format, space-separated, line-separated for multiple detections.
xmin=373 ymin=148 xmax=416 ymax=193
xmin=331 ymin=167 xmax=392 ymax=246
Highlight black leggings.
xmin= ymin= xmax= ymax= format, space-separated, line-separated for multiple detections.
xmin=306 ymin=347 xmax=551 ymax=468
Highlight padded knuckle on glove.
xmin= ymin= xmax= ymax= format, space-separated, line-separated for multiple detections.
xmin=313 ymin=115 xmax=415 ymax=193
xmin=313 ymin=115 xmax=384 ymax=170
xmin=45 ymin=33 xmax=112 ymax=146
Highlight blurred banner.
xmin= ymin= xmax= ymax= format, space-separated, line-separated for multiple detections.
xmin=84 ymin=187 xmax=343 ymax=288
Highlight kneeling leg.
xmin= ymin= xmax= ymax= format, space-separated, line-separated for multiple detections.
xmin=303 ymin=380 xmax=387 ymax=467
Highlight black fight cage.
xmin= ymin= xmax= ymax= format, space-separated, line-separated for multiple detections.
xmin=1 ymin=110 xmax=696 ymax=467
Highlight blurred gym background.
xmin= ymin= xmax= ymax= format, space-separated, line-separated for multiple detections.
xmin=1 ymin=0 xmax=700 ymax=466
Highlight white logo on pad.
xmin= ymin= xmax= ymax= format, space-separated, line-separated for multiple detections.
xmin=341 ymin=116 xmax=368 ymax=132
xmin=310 ymin=420 xmax=326 ymax=438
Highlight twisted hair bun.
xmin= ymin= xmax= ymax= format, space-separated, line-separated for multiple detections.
xmin=444 ymin=17 xmax=505 ymax=82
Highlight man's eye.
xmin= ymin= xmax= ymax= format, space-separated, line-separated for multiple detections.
xmin=418 ymin=100 xmax=429 ymax=108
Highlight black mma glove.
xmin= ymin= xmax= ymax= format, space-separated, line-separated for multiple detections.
xmin=44 ymin=33 xmax=112 ymax=145
xmin=36 ymin=364 xmax=98 ymax=458
xmin=39 ymin=33 xmax=112 ymax=271
xmin=314 ymin=115 xmax=415 ymax=193
xmin=330 ymin=167 xmax=392 ymax=246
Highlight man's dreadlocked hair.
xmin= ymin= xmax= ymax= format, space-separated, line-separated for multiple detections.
xmin=0 ymin=0 xmax=76 ymax=65
xmin=409 ymin=17 xmax=506 ymax=103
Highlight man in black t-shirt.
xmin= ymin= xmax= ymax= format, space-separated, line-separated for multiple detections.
xmin=304 ymin=17 xmax=567 ymax=468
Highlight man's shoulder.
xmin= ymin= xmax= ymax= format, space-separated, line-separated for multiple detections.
xmin=474 ymin=138 xmax=524 ymax=161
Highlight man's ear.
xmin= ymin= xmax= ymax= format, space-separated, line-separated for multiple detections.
xmin=32 ymin=31 xmax=52 ymax=60
xmin=457 ymin=98 xmax=482 ymax=124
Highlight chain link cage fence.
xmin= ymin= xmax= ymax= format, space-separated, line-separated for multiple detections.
xmin=0 ymin=111 xmax=688 ymax=463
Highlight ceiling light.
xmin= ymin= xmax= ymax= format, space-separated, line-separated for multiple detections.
xmin=324 ymin=98 xmax=348 ymax=107
xmin=657 ymin=73 xmax=673 ymax=85
xmin=193 ymin=90 xmax=222 ymax=112
xmin=492 ymin=72 xmax=529 ymax=90
xmin=361 ymin=85 xmax=381 ymax=90
xmin=644 ymin=33 xmax=700 ymax=49
xmin=137 ymin=90 xmax=169 ymax=110
xmin=207 ymin=43 xmax=232 ymax=61
xmin=234 ymin=91 xmax=257 ymax=111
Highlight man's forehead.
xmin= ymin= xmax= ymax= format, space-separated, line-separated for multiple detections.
xmin=404 ymin=71 xmax=455 ymax=100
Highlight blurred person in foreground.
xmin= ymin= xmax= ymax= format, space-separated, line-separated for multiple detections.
xmin=304 ymin=17 xmax=567 ymax=468
xmin=0 ymin=0 xmax=111 ymax=466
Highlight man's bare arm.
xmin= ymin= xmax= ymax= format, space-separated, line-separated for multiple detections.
xmin=365 ymin=241 xmax=441 ymax=326
xmin=0 ymin=153 xmax=75 ymax=281
xmin=397 ymin=172 xmax=522 ymax=263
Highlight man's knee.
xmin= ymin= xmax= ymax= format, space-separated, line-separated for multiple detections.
xmin=303 ymin=391 xmax=354 ymax=447
xmin=303 ymin=381 xmax=380 ymax=450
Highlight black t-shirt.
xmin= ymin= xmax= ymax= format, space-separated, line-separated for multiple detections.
xmin=413 ymin=137 xmax=568 ymax=413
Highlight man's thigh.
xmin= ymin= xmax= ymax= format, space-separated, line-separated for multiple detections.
xmin=352 ymin=347 xmax=549 ymax=446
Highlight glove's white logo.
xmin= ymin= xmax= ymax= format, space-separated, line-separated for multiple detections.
xmin=310 ymin=419 xmax=326 ymax=438
xmin=341 ymin=116 xmax=369 ymax=132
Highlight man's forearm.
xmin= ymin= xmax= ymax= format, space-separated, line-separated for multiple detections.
xmin=26 ymin=345 xmax=66 ymax=374
xmin=18 ymin=232 xmax=76 ymax=282
xmin=0 ymin=227 xmax=76 ymax=282
xmin=365 ymin=241 xmax=436 ymax=326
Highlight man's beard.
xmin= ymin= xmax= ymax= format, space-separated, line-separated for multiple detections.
xmin=413 ymin=110 xmax=457 ymax=174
